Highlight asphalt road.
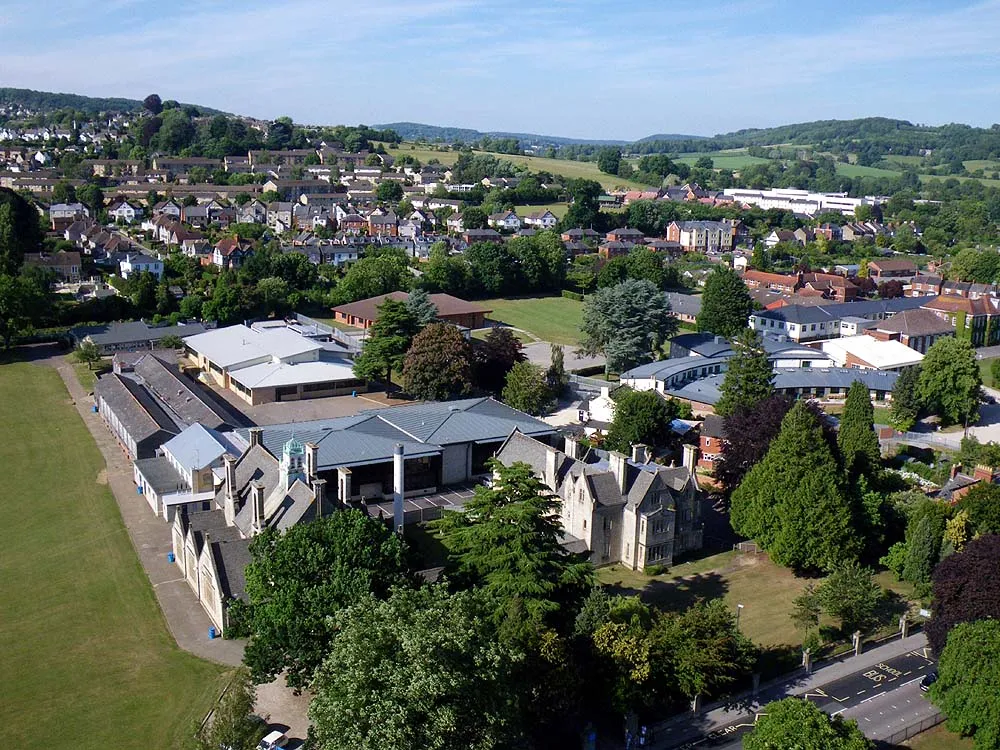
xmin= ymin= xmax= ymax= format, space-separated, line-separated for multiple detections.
xmin=661 ymin=646 xmax=935 ymax=750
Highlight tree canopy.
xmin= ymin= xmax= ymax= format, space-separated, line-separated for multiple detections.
xmin=918 ymin=337 xmax=981 ymax=426
xmin=472 ymin=326 xmax=525 ymax=395
xmin=0 ymin=187 xmax=42 ymax=274
xmin=401 ymin=323 xmax=473 ymax=401
xmin=604 ymin=388 xmax=677 ymax=454
xmin=714 ymin=329 xmax=774 ymax=418
xmin=889 ymin=364 xmax=922 ymax=432
xmin=931 ymin=619 xmax=1000 ymax=750
xmin=309 ymin=585 xmax=523 ymax=750
xmin=743 ymin=698 xmax=873 ymax=750
xmin=696 ymin=266 xmax=753 ymax=338
xmin=731 ymin=400 xmax=861 ymax=572
xmin=351 ymin=298 xmax=417 ymax=384
xmin=501 ymin=361 xmax=553 ymax=416
xmin=232 ymin=510 xmax=410 ymax=688
xmin=927 ymin=534 xmax=1000 ymax=653
xmin=715 ymin=394 xmax=793 ymax=493
xmin=838 ymin=380 xmax=882 ymax=477
xmin=579 ymin=278 xmax=677 ymax=374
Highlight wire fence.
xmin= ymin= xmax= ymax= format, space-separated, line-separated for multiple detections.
xmin=879 ymin=710 xmax=944 ymax=746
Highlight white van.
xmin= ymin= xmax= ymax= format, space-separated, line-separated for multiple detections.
xmin=256 ymin=730 xmax=289 ymax=750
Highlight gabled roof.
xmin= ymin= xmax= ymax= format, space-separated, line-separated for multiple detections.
xmin=163 ymin=423 xmax=240 ymax=471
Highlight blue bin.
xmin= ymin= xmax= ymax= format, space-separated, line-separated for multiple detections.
xmin=91 ymin=405 xmax=98 ymax=413
xmin=167 ymin=552 xmax=175 ymax=563
xmin=137 ymin=486 xmax=143 ymax=495
xmin=208 ymin=626 xmax=217 ymax=640
xmin=352 ymin=390 xmax=357 ymax=397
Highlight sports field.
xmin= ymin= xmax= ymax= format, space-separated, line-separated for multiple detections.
xmin=0 ymin=361 xmax=227 ymax=750
xmin=480 ymin=295 xmax=584 ymax=345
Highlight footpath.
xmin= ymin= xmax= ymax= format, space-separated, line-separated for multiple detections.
xmin=651 ymin=632 xmax=929 ymax=749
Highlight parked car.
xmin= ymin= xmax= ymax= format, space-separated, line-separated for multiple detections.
xmin=257 ymin=730 xmax=289 ymax=750
xmin=919 ymin=671 xmax=938 ymax=692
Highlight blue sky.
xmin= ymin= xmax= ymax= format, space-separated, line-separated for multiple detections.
xmin=2 ymin=0 xmax=1000 ymax=140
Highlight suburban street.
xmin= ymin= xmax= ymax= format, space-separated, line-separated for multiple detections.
xmin=654 ymin=637 xmax=935 ymax=749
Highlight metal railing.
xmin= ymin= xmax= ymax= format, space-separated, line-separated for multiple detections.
xmin=879 ymin=710 xmax=944 ymax=746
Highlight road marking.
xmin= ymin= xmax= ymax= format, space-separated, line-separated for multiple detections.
xmin=857 ymin=690 xmax=866 ymax=695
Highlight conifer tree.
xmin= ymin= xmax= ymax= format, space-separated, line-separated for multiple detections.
xmin=715 ymin=329 xmax=774 ymax=417
xmin=696 ymin=265 xmax=753 ymax=338
xmin=838 ymin=380 xmax=882 ymax=477
xmin=731 ymin=401 xmax=861 ymax=572
xmin=889 ymin=365 xmax=921 ymax=431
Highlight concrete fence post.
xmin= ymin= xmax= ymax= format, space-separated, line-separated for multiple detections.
xmin=802 ymin=648 xmax=812 ymax=674
xmin=899 ymin=616 xmax=909 ymax=639
xmin=853 ymin=630 xmax=863 ymax=656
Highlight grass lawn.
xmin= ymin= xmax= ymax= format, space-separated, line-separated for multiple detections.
xmin=979 ymin=356 xmax=999 ymax=387
xmin=513 ymin=201 xmax=569 ymax=219
xmin=385 ymin=143 xmax=649 ymax=191
xmin=72 ymin=357 xmax=111 ymax=392
xmin=313 ymin=316 xmax=363 ymax=332
xmin=906 ymin=724 xmax=974 ymax=749
xmin=480 ymin=295 xmax=583 ymax=346
xmin=674 ymin=153 xmax=770 ymax=170
xmin=0 ymin=361 xmax=228 ymax=750
xmin=835 ymin=162 xmax=902 ymax=178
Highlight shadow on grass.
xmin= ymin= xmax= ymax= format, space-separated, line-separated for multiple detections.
xmin=0 ymin=342 xmax=65 ymax=364
xmin=606 ymin=571 xmax=729 ymax=611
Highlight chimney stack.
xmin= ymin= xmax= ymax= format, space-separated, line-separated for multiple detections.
xmin=973 ymin=464 xmax=993 ymax=483
xmin=305 ymin=442 xmax=318 ymax=479
xmin=251 ymin=480 xmax=266 ymax=535
xmin=564 ymin=435 xmax=580 ymax=461
xmin=312 ymin=478 xmax=326 ymax=518
xmin=631 ymin=444 xmax=650 ymax=465
xmin=223 ymin=453 xmax=237 ymax=526
xmin=609 ymin=450 xmax=628 ymax=495
xmin=248 ymin=427 xmax=263 ymax=449
xmin=337 ymin=466 xmax=352 ymax=508
xmin=393 ymin=443 xmax=405 ymax=535
xmin=683 ymin=443 xmax=698 ymax=475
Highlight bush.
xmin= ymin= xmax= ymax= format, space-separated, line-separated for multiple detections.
xmin=561 ymin=289 xmax=584 ymax=301
xmin=644 ymin=564 xmax=667 ymax=576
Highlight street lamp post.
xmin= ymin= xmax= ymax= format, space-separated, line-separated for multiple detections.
xmin=736 ymin=603 xmax=744 ymax=630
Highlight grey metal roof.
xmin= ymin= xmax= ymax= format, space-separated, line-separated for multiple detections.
xmin=132 ymin=354 xmax=236 ymax=429
xmin=665 ymin=367 xmax=899 ymax=405
xmin=752 ymin=296 xmax=931 ymax=326
xmin=95 ymin=373 xmax=179 ymax=443
xmin=163 ymin=423 xmax=238 ymax=471
xmin=665 ymin=292 xmax=702 ymax=317
xmin=74 ymin=320 xmax=207 ymax=347
xmin=134 ymin=456 xmax=187 ymax=494
xmin=237 ymin=398 xmax=554 ymax=471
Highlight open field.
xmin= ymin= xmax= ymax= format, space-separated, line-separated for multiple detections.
xmin=514 ymin=201 xmax=569 ymax=219
xmin=0 ymin=361 xmax=228 ymax=750
xmin=835 ymin=162 xmax=902 ymax=178
xmin=906 ymin=724 xmax=974 ymax=749
xmin=674 ymin=153 xmax=770 ymax=170
xmin=480 ymin=295 xmax=583 ymax=345
xmin=387 ymin=143 xmax=649 ymax=191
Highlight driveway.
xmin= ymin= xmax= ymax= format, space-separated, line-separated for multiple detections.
xmin=522 ymin=342 xmax=604 ymax=373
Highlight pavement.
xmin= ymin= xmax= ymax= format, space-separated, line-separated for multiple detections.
xmin=521 ymin=340 xmax=604 ymax=372
xmin=650 ymin=633 xmax=934 ymax=749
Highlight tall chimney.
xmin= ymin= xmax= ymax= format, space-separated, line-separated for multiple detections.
xmin=564 ymin=435 xmax=580 ymax=460
xmin=312 ymin=478 xmax=326 ymax=518
xmin=631 ymin=444 xmax=650 ymax=465
xmin=305 ymin=442 xmax=318 ymax=479
xmin=393 ymin=443 xmax=405 ymax=534
xmin=223 ymin=453 xmax=237 ymax=526
xmin=251 ymin=480 xmax=266 ymax=535
xmin=609 ymin=451 xmax=628 ymax=495
xmin=337 ymin=466 xmax=352 ymax=507
xmin=248 ymin=427 xmax=263 ymax=449
xmin=544 ymin=447 xmax=559 ymax=489
xmin=683 ymin=443 xmax=698 ymax=475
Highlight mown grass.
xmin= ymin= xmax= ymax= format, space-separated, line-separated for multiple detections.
xmin=906 ymin=724 xmax=974 ymax=749
xmin=674 ymin=153 xmax=770 ymax=170
xmin=479 ymin=295 xmax=584 ymax=345
xmin=0 ymin=361 xmax=228 ymax=750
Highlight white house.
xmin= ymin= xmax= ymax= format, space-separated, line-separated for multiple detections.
xmin=488 ymin=210 xmax=522 ymax=231
xmin=523 ymin=209 xmax=558 ymax=229
xmin=49 ymin=202 xmax=89 ymax=220
xmin=120 ymin=253 xmax=164 ymax=280
xmin=109 ymin=200 xmax=142 ymax=224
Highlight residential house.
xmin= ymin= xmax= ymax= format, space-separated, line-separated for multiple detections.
xmin=561 ymin=227 xmax=600 ymax=244
xmin=368 ymin=211 xmax=398 ymax=237
xmin=23 ymin=250 xmax=81 ymax=282
xmin=340 ymin=213 xmax=367 ymax=234
xmin=120 ymin=253 xmax=164 ymax=280
xmin=523 ymin=210 xmax=558 ymax=229
xmin=606 ymin=227 xmax=645 ymax=245
xmin=49 ymin=202 xmax=89 ymax=221
xmin=665 ymin=221 xmax=735 ymax=253
xmin=764 ymin=229 xmax=798 ymax=248
xmin=495 ymin=431 xmax=703 ymax=570
xmin=869 ymin=259 xmax=918 ymax=284
xmin=488 ymin=210 xmax=522 ymax=231
xmin=463 ymin=228 xmax=502 ymax=244
xmin=237 ymin=199 xmax=268 ymax=224
xmin=908 ymin=274 xmax=943 ymax=297
xmin=698 ymin=415 xmax=725 ymax=471
xmin=742 ymin=270 xmax=799 ymax=296
xmin=212 ymin=238 xmax=253 ymax=270
xmin=109 ymin=200 xmax=142 ymax=224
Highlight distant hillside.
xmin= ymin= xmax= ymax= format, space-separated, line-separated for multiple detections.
xmin=377 ymin=121 xmax=633 ymax=147
xmin=0 ymin=88 xmax=225 ymax=116
xmin=636 ymin=133 xmax=709 ymax=142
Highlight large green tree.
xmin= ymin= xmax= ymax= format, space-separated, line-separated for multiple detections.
xmin=889 ymin=364 xmax=922 ymax=431
xmin=404 ymin=287 xmax=438 ymax=327
xmin=926 ymin=534 xmax=1000 ymax=654
xmin=931 ymin=619 xmax=1000 ymax=750
xmin=579 ymin=278 xmax=677 ymax=374
xmin=0 ymin=271 xmax=48 ymax=347
xmin=501 ymin=361 xmax=552 ymax=416
xmin=401 ymin=322 xmax=473 ymax=401
xmin=795 ymin=561 xmax=885 ymax=635
xmin=194 ymin=667 xmax=261 ymax=750
xmin=838 ymin=380 xmax=882 ymax=477
xmin=743 ymin=698 xmax=873 ymax=750
xmin=433 ymin=460 xmax=593 ymax=625
xmin=919 ymin=337 xmax=981 ymax=426
xmin=472 ymin=326 xmax=524 ymax=394
xmin=731 ymin=401 xmax=861 ymax=572
xmin=696 ymin=265 xmax=753 ymax=338
xmin=604 ymin=388 xmax=677 ymax=453
xmin=0 ymin=188 xmax=43 ymax=274
xmin=352 ymin=298 xmax=418 ymax=384
xmin=714 ymin=329 xmax=774 ymax=418
xmin=333 ymin=251 xmax=411 ymax=304
xmin=309 ymin=585 xmax=522 ymax=750
xmin=232 ymin=511 xmax=410 ymax=689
